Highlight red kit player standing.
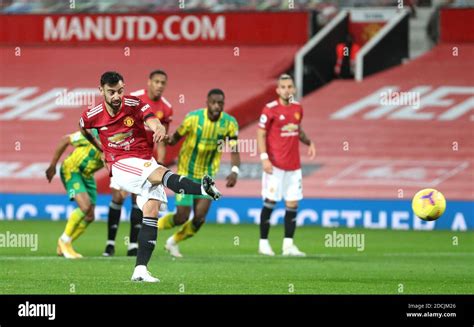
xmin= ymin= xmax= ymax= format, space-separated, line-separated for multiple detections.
xmin=256 ymin=74 xmax=316 ymax=257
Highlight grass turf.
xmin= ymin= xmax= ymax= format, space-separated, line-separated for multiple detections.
xmin=0 ymin=221 xmax=472 ymax=294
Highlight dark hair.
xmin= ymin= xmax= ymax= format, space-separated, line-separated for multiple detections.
xmin=278 ymin=73 xmax=294 ymax=83
xmin=207 ymin=88 xmax=225 ymax=98
xmin=100 ymin=71 xmax=124 ymax=86
xmin=149 ymin=69 xmax=168 ymax=79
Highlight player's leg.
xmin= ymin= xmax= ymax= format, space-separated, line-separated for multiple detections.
xmin=70 ymin=176 xmax=98 ymax=245
xmin=131 ymin=198 xmax=161 ymax=283
xmin=58 ymin=169 xmax=91 ymax=259
xmin=282 ymin=169 xmax=305 ymax=257
xmin=173 ymin=198 xmax=211 ymax=245
xmin=58 ymin=192 xmax=92 ymax=259
xmin=164 ymin=194 xmax=193 ymax=258
xmin=103 ymin=182 xmax=127 ymax=257
xmin=147 ymin=166 xmax=221 ymax=200
xmin=258 ymin=167 xmax=283 ymax=256
xmin=127 ymin=193 xmax=143 ymax=256
xmin=158 ymin=193 xmax=192 ymax=231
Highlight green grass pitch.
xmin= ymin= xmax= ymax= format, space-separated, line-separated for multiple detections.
xmin=0 ymin=221 xmax=473 ymax=294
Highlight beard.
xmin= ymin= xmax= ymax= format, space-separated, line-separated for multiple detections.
xmin=107 ymin=99 xmax=122 ymax=111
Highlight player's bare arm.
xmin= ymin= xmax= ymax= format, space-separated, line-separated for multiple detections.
xmin=45 ymin=134 xmax=72 ymax=182
xmin=145 ymin=116 xmax=167 ymax=143
xmin=226 ymin=138 xmax=241 ymax=188
xmin=299 ymin=128 xmax=316 ymax=159
xmin=156 ymin=122 xmax=169 ymax=164
xmin=257 ymin=128 xmax=273 ymax=174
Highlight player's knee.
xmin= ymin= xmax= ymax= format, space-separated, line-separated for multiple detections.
xmin=148 ymin=166 xmax=168 ymax=185
xmin=112 ymin=190 xmax=125 ymax=204
xmin=142 ymin=200 xmax=160 ymax=218
xmin=264 ymin=199 xmax=277 ymax=207
xmin=85 ymin=211 xmax=95 ymax=223
xmin=285 ymin=201 xmax=298 ymax=210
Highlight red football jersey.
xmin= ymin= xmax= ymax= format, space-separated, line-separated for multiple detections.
xmin=258 ymin=99 xmax=303 ymax=171
xmin=79 ymin=96 xmax=156 ymax=164
xmin=130 ymin=89 xmax=173 ymax=148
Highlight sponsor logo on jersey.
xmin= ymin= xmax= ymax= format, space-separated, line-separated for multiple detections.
xmin=108 ymin=131 xmax=133 ymax=144
xmin=279 ymin=114 xmax=285 ymax=120
xmin=123 ymin=116 xmax=135 ymax=127
xmin=281 ymin=123 xmax=298 ymax=132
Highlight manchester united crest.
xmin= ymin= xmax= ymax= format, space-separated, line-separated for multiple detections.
xmin=123 ymin=116 xmax=134 ymax=127
xmin=156 ymin=111 xmax=164 ymax=119
xmin=294 ymin=112 xmax=301 ymax=121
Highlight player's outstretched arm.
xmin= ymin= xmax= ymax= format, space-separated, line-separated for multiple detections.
xmin=45 ymin=134 xmax=71 ymax=182
xmin=145 ymin=117 xmax=167 ymax=143
xmin=299 ymin=128 xmax=316 ymax=159
xmin=226 ymin=138 xmax=241 ymax=188
xmin=156 ymin=123 xmax=169 ymax=164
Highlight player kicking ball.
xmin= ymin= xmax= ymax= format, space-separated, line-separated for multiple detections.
xmin=45 ymin=129 xmax=104 ymax=259
xmin=256 ymin=74 xmax=316 ymax=256
xmin=158 ymin=89 xmax=240 ymax=258
xmin=79 ymin=71 xmax=220 ymax=282
xmin=104 ymin=69 xmax=173 ymax=257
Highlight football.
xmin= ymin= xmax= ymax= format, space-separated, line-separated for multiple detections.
xmin=412 ymin=188 xmax=447 ymax=221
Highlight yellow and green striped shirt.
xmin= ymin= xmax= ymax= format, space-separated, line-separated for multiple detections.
xmin=61 ymin=130 xmax=104 ymax=180
xmin=177 ymin=108 xmax=239 ymax=179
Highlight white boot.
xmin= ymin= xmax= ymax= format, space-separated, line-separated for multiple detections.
xmin=282 ymin=238 xmax=306 ymax=257
xmin=258 ymin=239 xmax=275 ymax=256
xmin=165 ymin=237 xmax=183 ymax=258
xmin=131 ymin=265 xmax=160 ymax=283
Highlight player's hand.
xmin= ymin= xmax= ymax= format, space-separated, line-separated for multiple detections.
xmin=45 ymin=165 xmax=56 ymax=183
xmin=308 ymin=141 xmax=316 ymax=160
xmin=262 ymin=159 xmax=273 ymax=174
xmin=153 ymin=124 xmax=167 ymax=143
xmin=226 ymin=172 xmax=238 ymax=187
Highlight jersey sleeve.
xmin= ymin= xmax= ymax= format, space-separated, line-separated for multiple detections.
xmin=258 ymin=106 xmax=273 ymax=130
xmin=176 ymin=113 xmax=193 ymax=136
xmin=137 ymin=100 xmax=156 ymax=122
xmin=226 ymin=116 xmax=239 ymax=139
xmin=80 ymin=110 xmax=94 ymax=129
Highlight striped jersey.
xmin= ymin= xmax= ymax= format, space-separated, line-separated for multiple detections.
xmin=176 ymin=108 xmax=239 ymax=179
xmin=61 ymin=130 xmax=104 ymax=178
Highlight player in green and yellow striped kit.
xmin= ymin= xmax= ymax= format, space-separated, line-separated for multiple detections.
xmin=45 ymin=129 xmax=104 ymax=259
xmin=160 ymin=89 xmax=241 ymax=257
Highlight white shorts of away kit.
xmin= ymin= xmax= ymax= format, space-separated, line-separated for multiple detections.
xmin=261 ymin=166 xmax=303 ymax=202
xmin=111 ymin=157 xmax=168 ymax=212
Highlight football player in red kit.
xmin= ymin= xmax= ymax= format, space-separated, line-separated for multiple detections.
xmin=80 ymin=71 xmax=220 ymax=282
xmin=104 ymin=70 xmax=173 ymax=257
xmin=257 ymin=74 xmax=316 ymax=256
